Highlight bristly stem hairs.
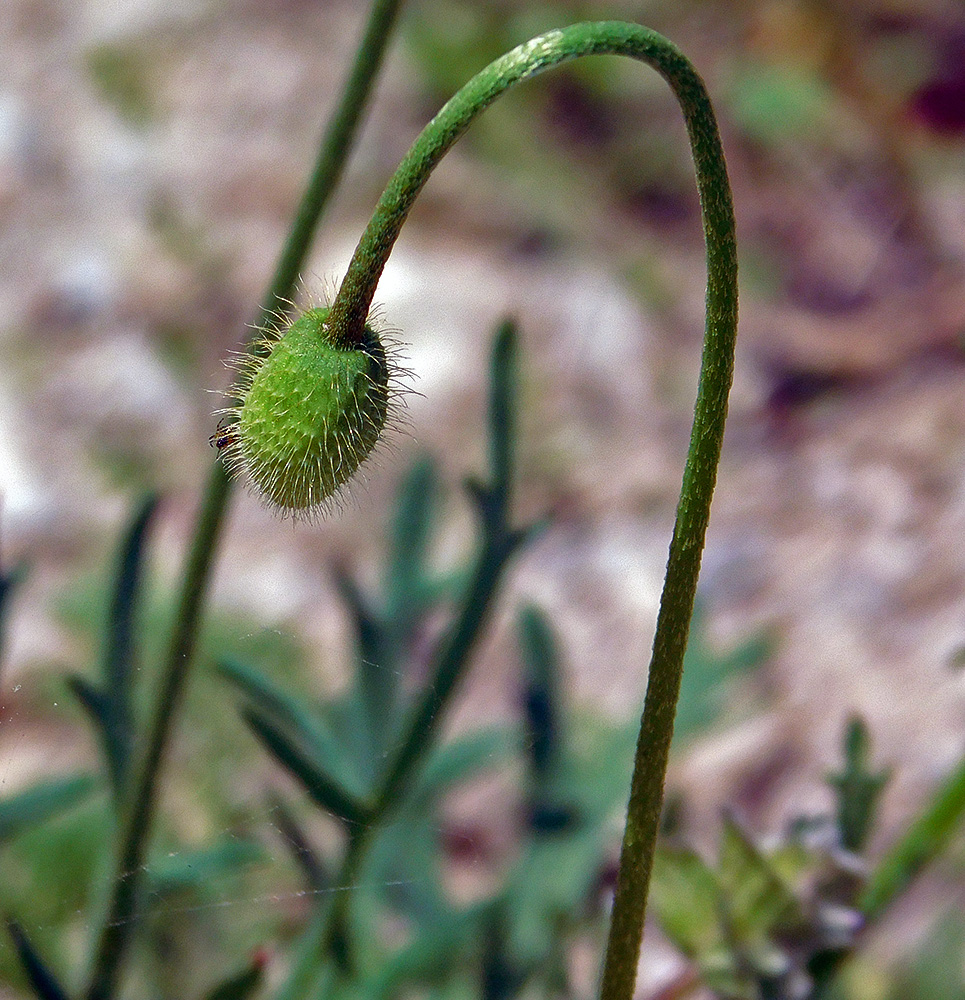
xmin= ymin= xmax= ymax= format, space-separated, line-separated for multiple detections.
xmin=228 ymin=19 xmax=737 ymax=1000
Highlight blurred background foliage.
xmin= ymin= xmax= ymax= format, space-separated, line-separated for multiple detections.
xmin=2 ymin=0 xmax=965 ymax=997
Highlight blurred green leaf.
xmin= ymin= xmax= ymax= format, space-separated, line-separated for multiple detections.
xmin=673 ymin=600 xmax=771 ymax=747
xmin=85 ymin=40 xmax=158 ymax=127
xmin=365 ymin=906 xmax=486 ymax=1000
xmin=651 ymin=846 xmax=722 ymax=958
xmin=417 ymin=726 xmax=518 ymax=801
xmin=220 ymin=656 xmax=367 ymax=800
xmin=385 ymin=453 xmax=440 ymax=623
xmin=68 ymin=493 xmax=158 ymax=797
xmin=147 ymin=837 xmax=264 ymax=896
xmin=5 ymin=920 xmax=70 ymax=1000
xmin=827 ymin=714 xmax=890 ymax=852
xmin=243 ymin=707 xmax=371 ymax=826
xmin=518 ymin=604 xmax=562 ymax=781
xmin=202 ymin=955 xmax=265 ymax=1000
xmin=0 ymin=773 xmax=100 ymax=843
xmin=728 ymin=63 xmax=838 ymax=145
xmin=718 ymin=814 xmax=806 ymax=947
xmin=861 ymin=751 xmax=965 ymax=921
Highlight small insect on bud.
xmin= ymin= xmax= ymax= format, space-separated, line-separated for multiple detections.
xmin=215 ymin=306 xmax=393 ymax=517
xmin=209 ymin=420 xmax=239 ymax=451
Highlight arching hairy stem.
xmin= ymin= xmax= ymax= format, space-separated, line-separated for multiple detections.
xmin=325 ymin=21 xmax=738 ymax=1000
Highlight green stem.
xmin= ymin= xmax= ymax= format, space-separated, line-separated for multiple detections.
xmin=253 ymin=0 xmax=405 ymax=344
xmin=276 ymin=538 xmax=524 ymax=998
xmin=276 ymin=321 xmax=528 ymax=998
xmin=82 ymin=3 xmax=404 ymax=997
xmin=324 ymin=22 xmax=737 ymax=1000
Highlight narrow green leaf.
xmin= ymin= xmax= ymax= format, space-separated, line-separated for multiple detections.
xmin=66 ymin=675 xmax=127 ymax=795
xmin=345 ymin=454 xmax=442 ymax=760
xmin=100 ymin=492 xmax=159 ymax=793
xmin=827 ymin=715 xmax=890 ymax=852
xmin=244 ymin=708 xmax=371 ymax=825
xmin=0 ymin=773 xmax=99 ymax=842
xmin=6 ymin=920 xmax=71 ymax=1000
xmin=220 ymin=656 xmax=363 ymax=796
xmin=861 ymin=753 xmax=965 ymax=920
xmin=202 ymin=954 xmax=266 ymax=1000
xmin=332 ymin=566 xmax=383 ymax=682
xmin=487 ymin=319 xmax=518 ymax=506
xmin=333 ymin=565 xmax=393 ymax=770
xmin=385 ymin=453 xmax=438 ymax=616
xmin=517 ymin=604 xmax=562 ymax=779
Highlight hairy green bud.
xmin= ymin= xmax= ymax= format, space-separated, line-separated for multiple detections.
xmin=218 ymin=307 xmax=391 ymax=516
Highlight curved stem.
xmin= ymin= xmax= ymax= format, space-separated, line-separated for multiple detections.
xmin=82 ymin=3 xmax=405 ymax=997
xmin=325 ymin=22 xmax=737 ymax=1000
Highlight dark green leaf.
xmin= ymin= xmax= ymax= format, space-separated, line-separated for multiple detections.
xmin=487 ymin=318 xmax=518 ymax=505
xmin=220 ymin=656 xmax=365 ymax=797
xmin=101 ymin=492 xmax=158 ymax=793
xmin=0 ymin=773 xmax=99 ymax=843
xmin=66 ymin=675 xmax=128 ymax=795
xmin=202 ymin=954 xmax=266 ymax=1000
xmin=244 ymin=708 xmax=370 ymax=825
xmin=68 ymin=493 xmax=158 ymax=797
xmin=517 ymin=604 xmax=562 ymax=779
xmin=6 ymin=920 xmax=71 ymax=1000
xmin=103 ymin=493 xmax=157 ymax=710
xmin=827 ymin=715 xmax=890 ymax=852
